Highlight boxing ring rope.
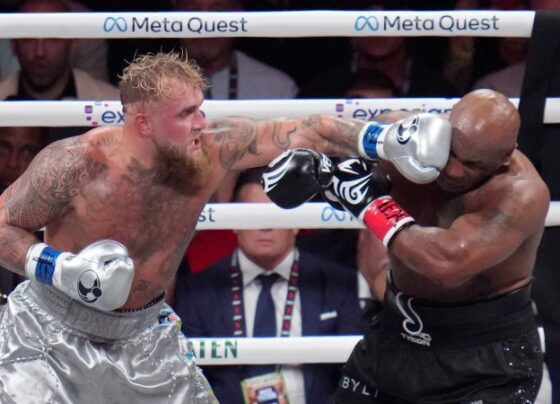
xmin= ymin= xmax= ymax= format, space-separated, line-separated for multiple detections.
xmin=0 ymin=11 xmax=535 ymax=38
xmin=3 ymin=98 xmax=560 ymax=126
xmin=194 ymin=202 xmax=560 ymax=229
xmin=190 ymin=336 xmax=362 ymax=365
xmin=189 ymin=329 xmax=546 ymax=364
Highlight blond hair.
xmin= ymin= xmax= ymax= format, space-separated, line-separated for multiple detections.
xmin=119 ymin=52 xmax=206 ymax=108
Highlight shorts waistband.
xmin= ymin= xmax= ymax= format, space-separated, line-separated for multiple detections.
xmin=385 ymin=280 xmax=532 ymax=326
xmin=27 ymin=281 xmax=164 ymax=341
xmin=383 ymin=282 xmax=536 ymax=348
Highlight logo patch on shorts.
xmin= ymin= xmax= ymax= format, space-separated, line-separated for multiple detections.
xmin=395 ymin=292 xmax=432 ymax=347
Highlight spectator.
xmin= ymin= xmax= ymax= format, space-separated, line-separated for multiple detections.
xmin=0 ymin=125 xmax=47 ymax=296
xmin=0 ymin=0 xmax=110 ymax=82
xmin=174 ymin=167 xmax=362 ymax=404
xmin=344 ymin=68 xmax=399 ymax=99
xmin=472 ymin=59 xmax=526 ymax=97
xmin=468 ymin=0 xmax=533 ymax=96
xmin=299 ymin=0 xmax=456 ymax=98
xmin=470 ymin=0 xmax=560 ymax=98
xmin=0 ymin=0 xmax=118 ymax=101
xmin=0 ymin=0 xmax=119 ymax=142
xmin=173 ymin=0 xmax=299 ymax=99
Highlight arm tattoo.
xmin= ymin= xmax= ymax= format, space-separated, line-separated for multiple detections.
xmin=301 ymin=115 xmax=321 ymax=128
xmin=213 ymin=118 xmax=258 ymax=169
xmin=4 ymin=138 xmax=87 ymax=231
xmin=271 ymin=122 xmax=296 ymax=150
xmin=329 ymin=119 xmax=362 ymax=155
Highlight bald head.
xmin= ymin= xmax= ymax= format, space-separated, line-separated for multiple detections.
xmin=437 ymin=90 xmax=520 ymax=193
xmin=450 ymin=89 xmax=519 ymax=160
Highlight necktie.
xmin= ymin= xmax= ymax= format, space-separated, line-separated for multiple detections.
xmin=246 ymin=273 xmax=280 ymax=378
xmin=253 ymin=273 xmax=279 ymax=337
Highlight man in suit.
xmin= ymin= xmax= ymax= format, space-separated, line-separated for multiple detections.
xmin=174 ymin=167 xmax=363 ymax=404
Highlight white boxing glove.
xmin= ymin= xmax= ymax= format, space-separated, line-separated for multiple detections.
xmin=25 ymin=240 xmax=134 ymax=311
xmin=357 ymin=113 xmax=452 ymax=184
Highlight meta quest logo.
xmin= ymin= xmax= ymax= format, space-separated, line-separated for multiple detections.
xmin=102 ymin=15 xmax=248 ymax=34
xmin=353 ymin=13 xmax=500 ymax=33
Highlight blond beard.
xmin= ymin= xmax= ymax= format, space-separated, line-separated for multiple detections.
xmin=156 ymin=139 xmax=212 ymax=195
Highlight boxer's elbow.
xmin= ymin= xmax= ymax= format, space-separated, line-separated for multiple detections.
xmin=413 ymin=239 xmax=474 ymax=289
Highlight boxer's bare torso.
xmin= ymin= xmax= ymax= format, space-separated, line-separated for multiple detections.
xmin=388 ymin=149 xmax=549 ymax=302
xmin=0 ymin=113 xmax=363 ymax=309
xmin=2 ymin=127 xmax=214 ymax=308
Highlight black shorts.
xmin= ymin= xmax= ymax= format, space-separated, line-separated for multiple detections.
xmin=335 ymin=283 xmax=544 ymax=404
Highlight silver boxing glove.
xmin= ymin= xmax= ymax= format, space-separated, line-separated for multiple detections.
xmin=25 ymin=240 xmax=134 ymax=311
xmin=357 ymin=113 xmax=452 ymax=184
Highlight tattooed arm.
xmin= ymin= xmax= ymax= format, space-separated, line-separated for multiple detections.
xmin=0 ymin=138 xmax=86 ymax=276
xmin=205 ymin=115 xmax=367 ymax=171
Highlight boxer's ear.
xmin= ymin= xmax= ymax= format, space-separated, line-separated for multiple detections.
xmin=134 ymin=112 xmax=152 ymax=138
xmin=501 ymin=144 xmax=516 ymax=169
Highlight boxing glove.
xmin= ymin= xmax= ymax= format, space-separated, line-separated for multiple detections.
xmin=25 ymin=240 xmax=134 ymax=311
xmin=357 ymin=113 xmax=451 ymax=184
xmin=262 ymin=148 xmax=333 ymax=209
xmin=324 ymin=158 xmax=415 ymax=247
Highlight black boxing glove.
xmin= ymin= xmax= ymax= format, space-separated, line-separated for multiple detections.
xmin=324 ymin=158 xmax=415 ymax=247
xmin=322 ymin=158 xmax=380 ymax=216
xmin=262 ymin=148 xmax=333 ymax=209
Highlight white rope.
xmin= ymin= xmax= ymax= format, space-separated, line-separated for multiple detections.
xmin=191 ymin=336 xmax=361 ymax=365
xmin=195 ymin=202 xmax=560 ymax=230
xmin=2 ymin=98 xmax=560 ymax=126
xmin=191 ymin=328 xmax=546 ymax=365
xmin=0 ymin=10 xmax=534 ymax=39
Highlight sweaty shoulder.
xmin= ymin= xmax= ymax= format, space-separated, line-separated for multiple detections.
xmin=483 ymin=150 xmax=549 ymax=229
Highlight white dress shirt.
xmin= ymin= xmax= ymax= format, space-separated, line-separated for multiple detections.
xmin=238 ymin=249 xmax=306 ymax=404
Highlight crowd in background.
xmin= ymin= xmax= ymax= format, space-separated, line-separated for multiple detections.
xmin=0 ymin=0 xmax=558 ymax=403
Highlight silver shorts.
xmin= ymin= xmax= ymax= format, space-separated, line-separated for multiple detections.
xmin=0 ymin=281 xmax=217 ymax=404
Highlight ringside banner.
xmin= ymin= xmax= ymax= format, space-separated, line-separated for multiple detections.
xmin=0 ymin=11 xmax=534 ymax=38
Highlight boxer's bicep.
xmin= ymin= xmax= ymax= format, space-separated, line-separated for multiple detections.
xmin=453 ymin=207 xmax=524 ymax=267
xmin=390 ymin=206 xmax=528 ymax=287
